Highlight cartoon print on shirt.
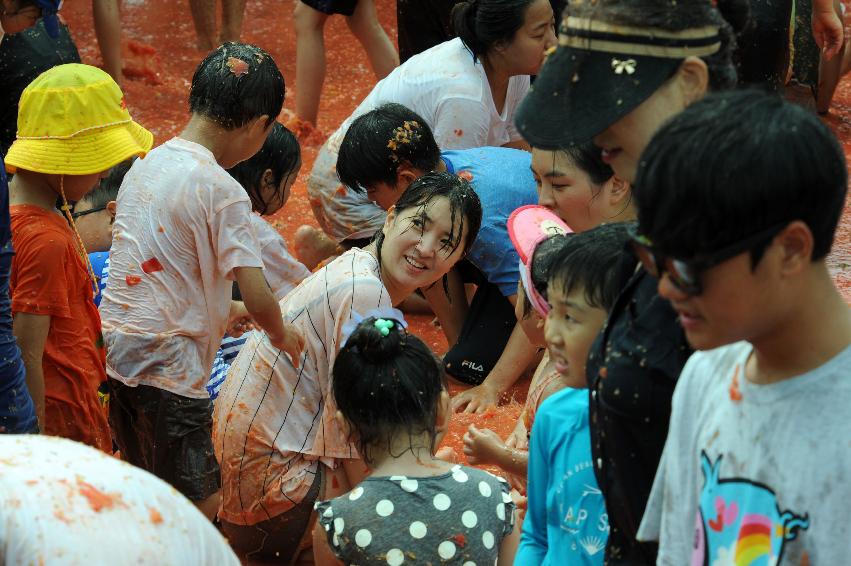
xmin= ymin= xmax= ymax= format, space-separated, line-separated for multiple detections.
xmin=693 ymin=452 xmax=809 ymax=566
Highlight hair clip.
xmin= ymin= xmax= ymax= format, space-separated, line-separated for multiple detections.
xmin=374 ymin=318 xmax=394 ymax=336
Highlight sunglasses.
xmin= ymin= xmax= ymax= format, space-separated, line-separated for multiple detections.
xmin=71 ymin=204 xmax=107 ymax=219
xmin=628 ymin=223 xmax=787 ymax=296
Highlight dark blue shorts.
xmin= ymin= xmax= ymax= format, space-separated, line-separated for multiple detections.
xmin=300 ymin=0 xmax=358 ymax=16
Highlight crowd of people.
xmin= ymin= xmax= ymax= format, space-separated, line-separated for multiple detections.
xmin=1 ymin=0 xmax=850 ymax=564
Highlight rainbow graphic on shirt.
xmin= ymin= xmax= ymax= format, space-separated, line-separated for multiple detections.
xmin=691 ymin=453 xmax=809 ymax=565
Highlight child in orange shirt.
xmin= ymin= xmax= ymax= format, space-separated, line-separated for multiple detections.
xmin=4 ymin=63 xmax=153 ymax=450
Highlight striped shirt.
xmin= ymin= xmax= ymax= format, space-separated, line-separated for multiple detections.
xmin=213 ymin=248 xmax=392 ymax=525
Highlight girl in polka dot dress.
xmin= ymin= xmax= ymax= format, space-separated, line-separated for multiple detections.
xmin=315 ymin=316 xmax=519 ymax=565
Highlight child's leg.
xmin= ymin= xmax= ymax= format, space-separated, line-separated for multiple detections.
xmin=194 ymin=490 xmax=221 ymax=521
xmin=92 ymin=0 xmax=123 ymax=83
xmin=816 ymin=0 xmax=846 ymax=113
xmin=294 ymin=1 xmax=329 ymax=125
xmin=293 ymin=225 xmax=340 ymax=271
xmin=220 ymin=0 xmax=246 ymax=43
xmin=345 ymin=0 xmax=399 ymax=80
xmin=188 ymin=0 xmax=218 ymax=51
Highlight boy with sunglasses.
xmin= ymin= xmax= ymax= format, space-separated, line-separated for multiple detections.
xmin=634 ymin=90 xmax=851 ymax=563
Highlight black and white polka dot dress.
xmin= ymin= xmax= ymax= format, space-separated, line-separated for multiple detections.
xmin=315 ymin=464 xmax=515 ymax=565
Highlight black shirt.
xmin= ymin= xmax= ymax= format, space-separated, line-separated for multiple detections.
xmin=586 ymin=268 xmax=692 ymax=564
xmin=0 ymin=19 xmax=80 ymax=158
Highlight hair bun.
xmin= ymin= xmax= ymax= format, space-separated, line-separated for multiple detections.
xmin=344 ymin=316 xmax=406 ymax=363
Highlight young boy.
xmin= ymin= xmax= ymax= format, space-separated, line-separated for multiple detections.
xmin=516 ymin=221 xmax=638 ymax=565
xmin=100 ymin=42 xmax=303 ymax=519
xmin=463 ymin=207 xmax=572 ymax=488
xmin=4 ymin=63 xmax=153 ymax=449
xmin=633 ymin=90 xmax=851 ymax=563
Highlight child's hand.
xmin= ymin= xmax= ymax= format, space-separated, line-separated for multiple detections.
xmin=505 ymin=419 xmax=528 ymax=452
xmin=268 ymin=323 xmax=305 ymax=368
xmin=463 ymin=424 xmax=505 ymax=466
xmin=227 ymin=301 xmax=256 ymax=337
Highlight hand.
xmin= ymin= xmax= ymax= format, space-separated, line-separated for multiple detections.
xmin=813 ymin=3 xmax=844 ymax=60
xmin=268 ymin=323 xmax=306 ymax=368
xmin=505 ymin=418 xmax=529 ymax=452
xmin=451 ymin=382 xmax=500 ymax=414
xmin=227 ymin=301 xmax=256 ymax=337
xmin=463 ymin=425 xmax=505 ymax=466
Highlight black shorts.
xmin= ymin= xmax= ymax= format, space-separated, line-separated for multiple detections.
xmin=300 ymin=0 xmax=358 ymax=16
xmin=108 ymin=378 xmax=220 ymax=501
xmin=443 ymin=261 xmax=516 ymax=385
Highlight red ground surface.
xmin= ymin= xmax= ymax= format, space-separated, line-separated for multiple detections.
xmin=59 ymin=0 xmax=851 ymax=469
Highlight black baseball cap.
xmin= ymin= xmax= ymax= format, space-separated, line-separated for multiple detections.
xmin=515 ymin=15 xmax=722 ymax=148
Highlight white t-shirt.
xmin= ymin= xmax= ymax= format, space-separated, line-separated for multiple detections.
xmin=214 ymin=248 xmax=394 ymax=526
xmin=100 ymin=138 xmax=264 ymax=399
xmin=638 ymin=341 xmax=851 ymax=565
xmin=324 ymin=38 xmax=529 ymax=154
xmin=0 ymin=435 xmax=239 ymax=565
xmin=250 ymin=213 xmax=311 ymax=301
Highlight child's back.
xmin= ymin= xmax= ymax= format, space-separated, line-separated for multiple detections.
xmin=317 ymin=464 xmax=514 ymax=565
xmin=101 ymin=138 xmax=262 ymax=397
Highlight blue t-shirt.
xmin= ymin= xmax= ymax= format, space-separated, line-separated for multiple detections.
xmin=89 ymin=251 xmax=110 ymax=307
xmin=516 ymin=387 xmax=609 ymax=566
xmin=442 ymin=147 xmax=537 ymax=297
xmin=0 ymin=158 xmax=37 ymax=434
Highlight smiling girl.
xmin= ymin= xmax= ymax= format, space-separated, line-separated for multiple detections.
xmin=213 ymin=172 xmax=482 ymax=564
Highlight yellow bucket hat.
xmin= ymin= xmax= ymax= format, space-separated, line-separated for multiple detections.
xmin=5 ymin=63 xmax=153 ymax=176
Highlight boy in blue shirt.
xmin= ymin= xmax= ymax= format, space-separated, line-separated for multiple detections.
xmin=633 ymin=91 xmax=851 ymax=563
xmin=516 ymin=221 xmax=638 ymax=565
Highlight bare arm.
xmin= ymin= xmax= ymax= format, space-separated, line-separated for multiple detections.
xmin=13 ymin=312 xmax=50 ymax=426
xmin=463 ymin=424 xmax=529 ymax=478
xmin=234 ymin=266 xmax=304 ymax=365
xmin=502 ymin=139 xmax=531 ymax=152
xmin=813 ymin=0 xmax=844 ymax=59
xmin=92 ymin=0 xmax=123 ymax=82
xmin=452 ymin=314 xmax=539 ymax=414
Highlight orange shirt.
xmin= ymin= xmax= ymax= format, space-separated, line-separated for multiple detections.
xmin=10 ymin=205 xmax=110 ymax=452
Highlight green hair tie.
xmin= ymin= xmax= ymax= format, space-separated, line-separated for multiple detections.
xmin=374 ymin=318 xmax=394 ymax=336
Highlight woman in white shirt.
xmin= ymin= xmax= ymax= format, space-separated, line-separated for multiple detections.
xmin=305 ymin=0 xmax=556 ymax=246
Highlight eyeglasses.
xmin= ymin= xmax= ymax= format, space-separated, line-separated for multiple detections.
xmin=628 ymin=223 xmax=787 ymax=296
xmin=71 ymin=204 xmax=107 ymax=219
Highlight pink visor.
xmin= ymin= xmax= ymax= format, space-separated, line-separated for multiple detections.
xmin=507 ymin=205 xmax=573 ymax=317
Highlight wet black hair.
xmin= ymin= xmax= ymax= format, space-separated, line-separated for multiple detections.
xmin=226 ymin=122 xmax=301 ymax=215
xmin=375 ymin=172 xmax=483 ymax=296
xmin=451 ymin=0 xmax=543 ymax=62
xmin=375 ymin=171 xmax=482 ymax=262
xmin=520 ymin=233 xmax=570 ymax=319
xmin=568 ymin=0 xmax=747 ymax=90
xmin=557 ymin=141 xmax=613 ymax=186
xmin=79 ymin=158 xmax=135 ymax=208
xmin=332 ymin=317 xmax=446 ymax=465
xmin=548 ymin=222 xmax=638 ymax=312
xmin=635 ymin=90 xmax=847 ymax=264
xmin=189 ymin=42 xmax=284 ymax=129
xmin=337 ymin=103 xmax=441 ymax=194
